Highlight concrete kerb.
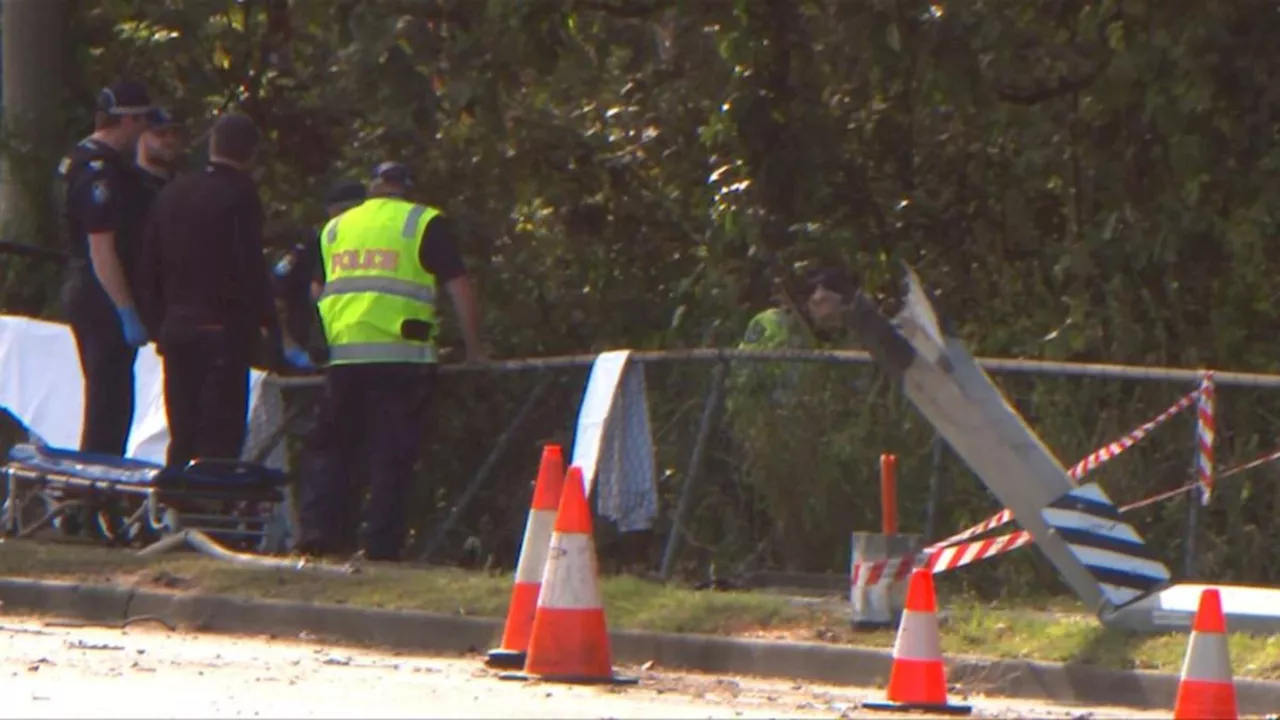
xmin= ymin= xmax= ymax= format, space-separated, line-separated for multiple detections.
xmin=2 ymin=577 xmax=1278 ymax=714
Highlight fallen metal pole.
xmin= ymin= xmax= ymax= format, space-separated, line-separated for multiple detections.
xmin=417 ymin=375 xmax=553 ymax=563
xmin=265 ymin=348 xmax=1280 ymax=388
xmin=137 ymin=529 xmax=357 ymax=575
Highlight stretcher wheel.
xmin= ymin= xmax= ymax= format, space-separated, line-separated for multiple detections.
xmin=55 ymin=508 xmax=84 ymax=537
xmin=95 ymin=509 xmax=126 ymax=547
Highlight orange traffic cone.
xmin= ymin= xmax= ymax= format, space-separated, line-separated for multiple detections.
xmin=863 ymin=568 xmax=971 ymax=715
xmin=486 ymin=445 xmax=566 ymax=670
xmin=1174 ymin=588 xmax=1238 ymax=719
xmin=499 ymin=466 xmax=637 ymax=685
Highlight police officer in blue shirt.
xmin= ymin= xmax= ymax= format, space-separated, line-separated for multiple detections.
xmin=270 ymin=180 xmax=367 ymax=366
xmin=56 ymin=82 xmax=154 ymax=457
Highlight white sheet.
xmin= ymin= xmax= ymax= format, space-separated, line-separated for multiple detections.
xmin=570 ymin=350 xmax=659 ymax=532
xmin=0 ymin=314 xmax=285 ymax=468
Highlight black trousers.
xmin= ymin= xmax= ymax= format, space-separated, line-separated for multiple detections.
xmin=64 ymin=283 xmax=137 ymax=457
xmin=160 ymin=328 xmax=250 ymax=467
xmin=298 ymin=363 xmax=437 ymax=561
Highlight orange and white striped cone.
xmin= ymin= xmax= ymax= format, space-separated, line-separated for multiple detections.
xmin=1174 ymin=587 xmax=1238 ymax=719
xmin=499 ymin=466 xmax=637 ymax=685
xmin=863 ymin=568 xmax=971 ymax=715
xmin=486 ymin=444 xmax=566 ymax=670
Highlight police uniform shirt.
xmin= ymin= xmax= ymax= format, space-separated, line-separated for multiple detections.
xmin=270 ymin=228 xmax=324 ymax=354
xmin=57 ymin=138 xmax=143 ymax=301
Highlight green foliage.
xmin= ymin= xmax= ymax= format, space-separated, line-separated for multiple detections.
xmin=4 ymin=0 xmax=1280 ymax=591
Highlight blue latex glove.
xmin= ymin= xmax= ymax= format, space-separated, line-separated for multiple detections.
xmin=117 ymin=307 xmax=148 ymax=348
xmin=283 ymin=346 xmax=315 ymax=371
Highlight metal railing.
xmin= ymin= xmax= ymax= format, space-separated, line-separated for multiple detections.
xmin=263 ymin=348 xmax=1280 ymax=590
xmin=267 ymin=347 xmax=1280 ymax=387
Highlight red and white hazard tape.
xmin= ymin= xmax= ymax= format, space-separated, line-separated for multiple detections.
xmin=919 ymin=386 xmax=1201 ymax=570
xmin=923 ymin=529 xmax=1034 ymax=574
xmin=1196 ymin=373 xmax=1216 ymax=505
xmin=850 ymin=551 xmax=914 ymax=589
xmin=1062 ymin=389 xmax=1199 ymax=481
xmin=850 ymin=375 xmax=1216 ymax=587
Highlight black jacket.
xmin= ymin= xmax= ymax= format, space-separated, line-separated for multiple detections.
xmin=136 ymin=162 xmax=279 ymax=360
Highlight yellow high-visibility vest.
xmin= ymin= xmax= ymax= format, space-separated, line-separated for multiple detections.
xmin=317 ymin=197 xmax=440 ymax=365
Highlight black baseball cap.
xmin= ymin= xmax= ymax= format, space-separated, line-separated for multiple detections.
xmin=805 ymin=266 xmax=856 ymax=297
xmin=323 ymin=179 xmax=367 ymax=207
xmin=144 ymin=107 xmax=183 ymax=129
xmin=96 ymin=82 xmax=153 ymax=116
xmin=371 ymin=161 xmax=414 ymax=188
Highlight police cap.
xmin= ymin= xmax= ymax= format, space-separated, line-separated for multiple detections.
xmin=145 ymin=107 xmax=184 ymax=129
xmin=96 ymin=82 xmax=153 ymax=116
xmin=371 ymin=161 xmax=414 ymax=188
xmin=805 ymin=266 xmax=855 ymax=298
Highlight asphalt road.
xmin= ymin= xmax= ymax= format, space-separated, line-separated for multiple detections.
xmin=0 ymin=615 xmax=1169 ymax=719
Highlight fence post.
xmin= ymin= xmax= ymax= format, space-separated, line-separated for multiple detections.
xmin=1183 ymin=419 xmax=1201 ymax=578
xmin=924 ymin=432 xmax=942 ymax=541
xmin=659 ymin=362 xmax=727 ymax=581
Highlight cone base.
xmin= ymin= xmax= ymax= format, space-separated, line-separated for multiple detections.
xmin=497 ymin=671 xmax=639 ymax=686
xmin=1174 ymin=678 xmax=1238 ymax=720
xmin=862 ymin=699 xmax=972 ymax=716
xmin=484 ymin=649 xmax=527 ymax=670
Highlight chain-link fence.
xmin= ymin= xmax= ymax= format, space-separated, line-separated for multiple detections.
xmin=264 ymin=349 xmax=1280 ymax=597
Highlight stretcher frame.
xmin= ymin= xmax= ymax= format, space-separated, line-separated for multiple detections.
xmin=1 ymin=442 xmax=291 ymax=553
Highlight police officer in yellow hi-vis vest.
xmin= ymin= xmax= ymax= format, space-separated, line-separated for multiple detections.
xmin=296 ymin=161 xmax=485 ymax=561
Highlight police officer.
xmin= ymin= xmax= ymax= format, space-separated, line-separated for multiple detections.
xmin=134 ymin=107 xmax=185 ymax=203
xmin=56 ymin=81 xmax=154 ymax=457
xmin=296 ymin=161 xmax=485 ymax=561
xmin=270 ymin=180 xmax=367 ymax=365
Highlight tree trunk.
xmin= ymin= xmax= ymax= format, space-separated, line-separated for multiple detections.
xmin=1 ymin=0 xmax=73 ymax=245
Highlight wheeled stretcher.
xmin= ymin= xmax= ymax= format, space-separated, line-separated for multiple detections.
xmin=1 ymin=443 xmax=291 ymax=553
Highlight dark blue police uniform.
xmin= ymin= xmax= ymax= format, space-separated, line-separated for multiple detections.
xmin=56 ymin=82 xmax=153 ymax=456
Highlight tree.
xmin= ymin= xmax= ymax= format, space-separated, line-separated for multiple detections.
xmin=3 ymin=0 xmax=1279 ymax=588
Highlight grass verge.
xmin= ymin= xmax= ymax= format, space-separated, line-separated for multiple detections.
xmin=2 ymin=539 xmax=1278 ymax=680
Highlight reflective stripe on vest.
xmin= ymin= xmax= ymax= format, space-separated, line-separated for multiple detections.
xmin=327 ymin=343 xmax=438 ymax=363
xmin=318 ymin=276 xmax=436 ymax=305
xmin=324 ymin=205 xmax=427 ymax=244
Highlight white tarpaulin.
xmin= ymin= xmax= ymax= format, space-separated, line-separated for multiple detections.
xmin=0 ymin=315 xmax=287 ymax=469
xmin=569 ymin=350 xmax=659 ymax=532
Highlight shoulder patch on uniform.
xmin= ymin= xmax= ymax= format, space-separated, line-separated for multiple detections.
xmin=57 ymin=157 xmax=72 ymax=175
xmin=91 ymin=179 xmax=110 ymax=205
xmin=88 ymin=159 xmax=105 ymax=171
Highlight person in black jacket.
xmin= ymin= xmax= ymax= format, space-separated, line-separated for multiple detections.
xmin=55 ymin=81 xmax=154 ymax=457
xmin=136 ymin=113 xmax=301 ymax=467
